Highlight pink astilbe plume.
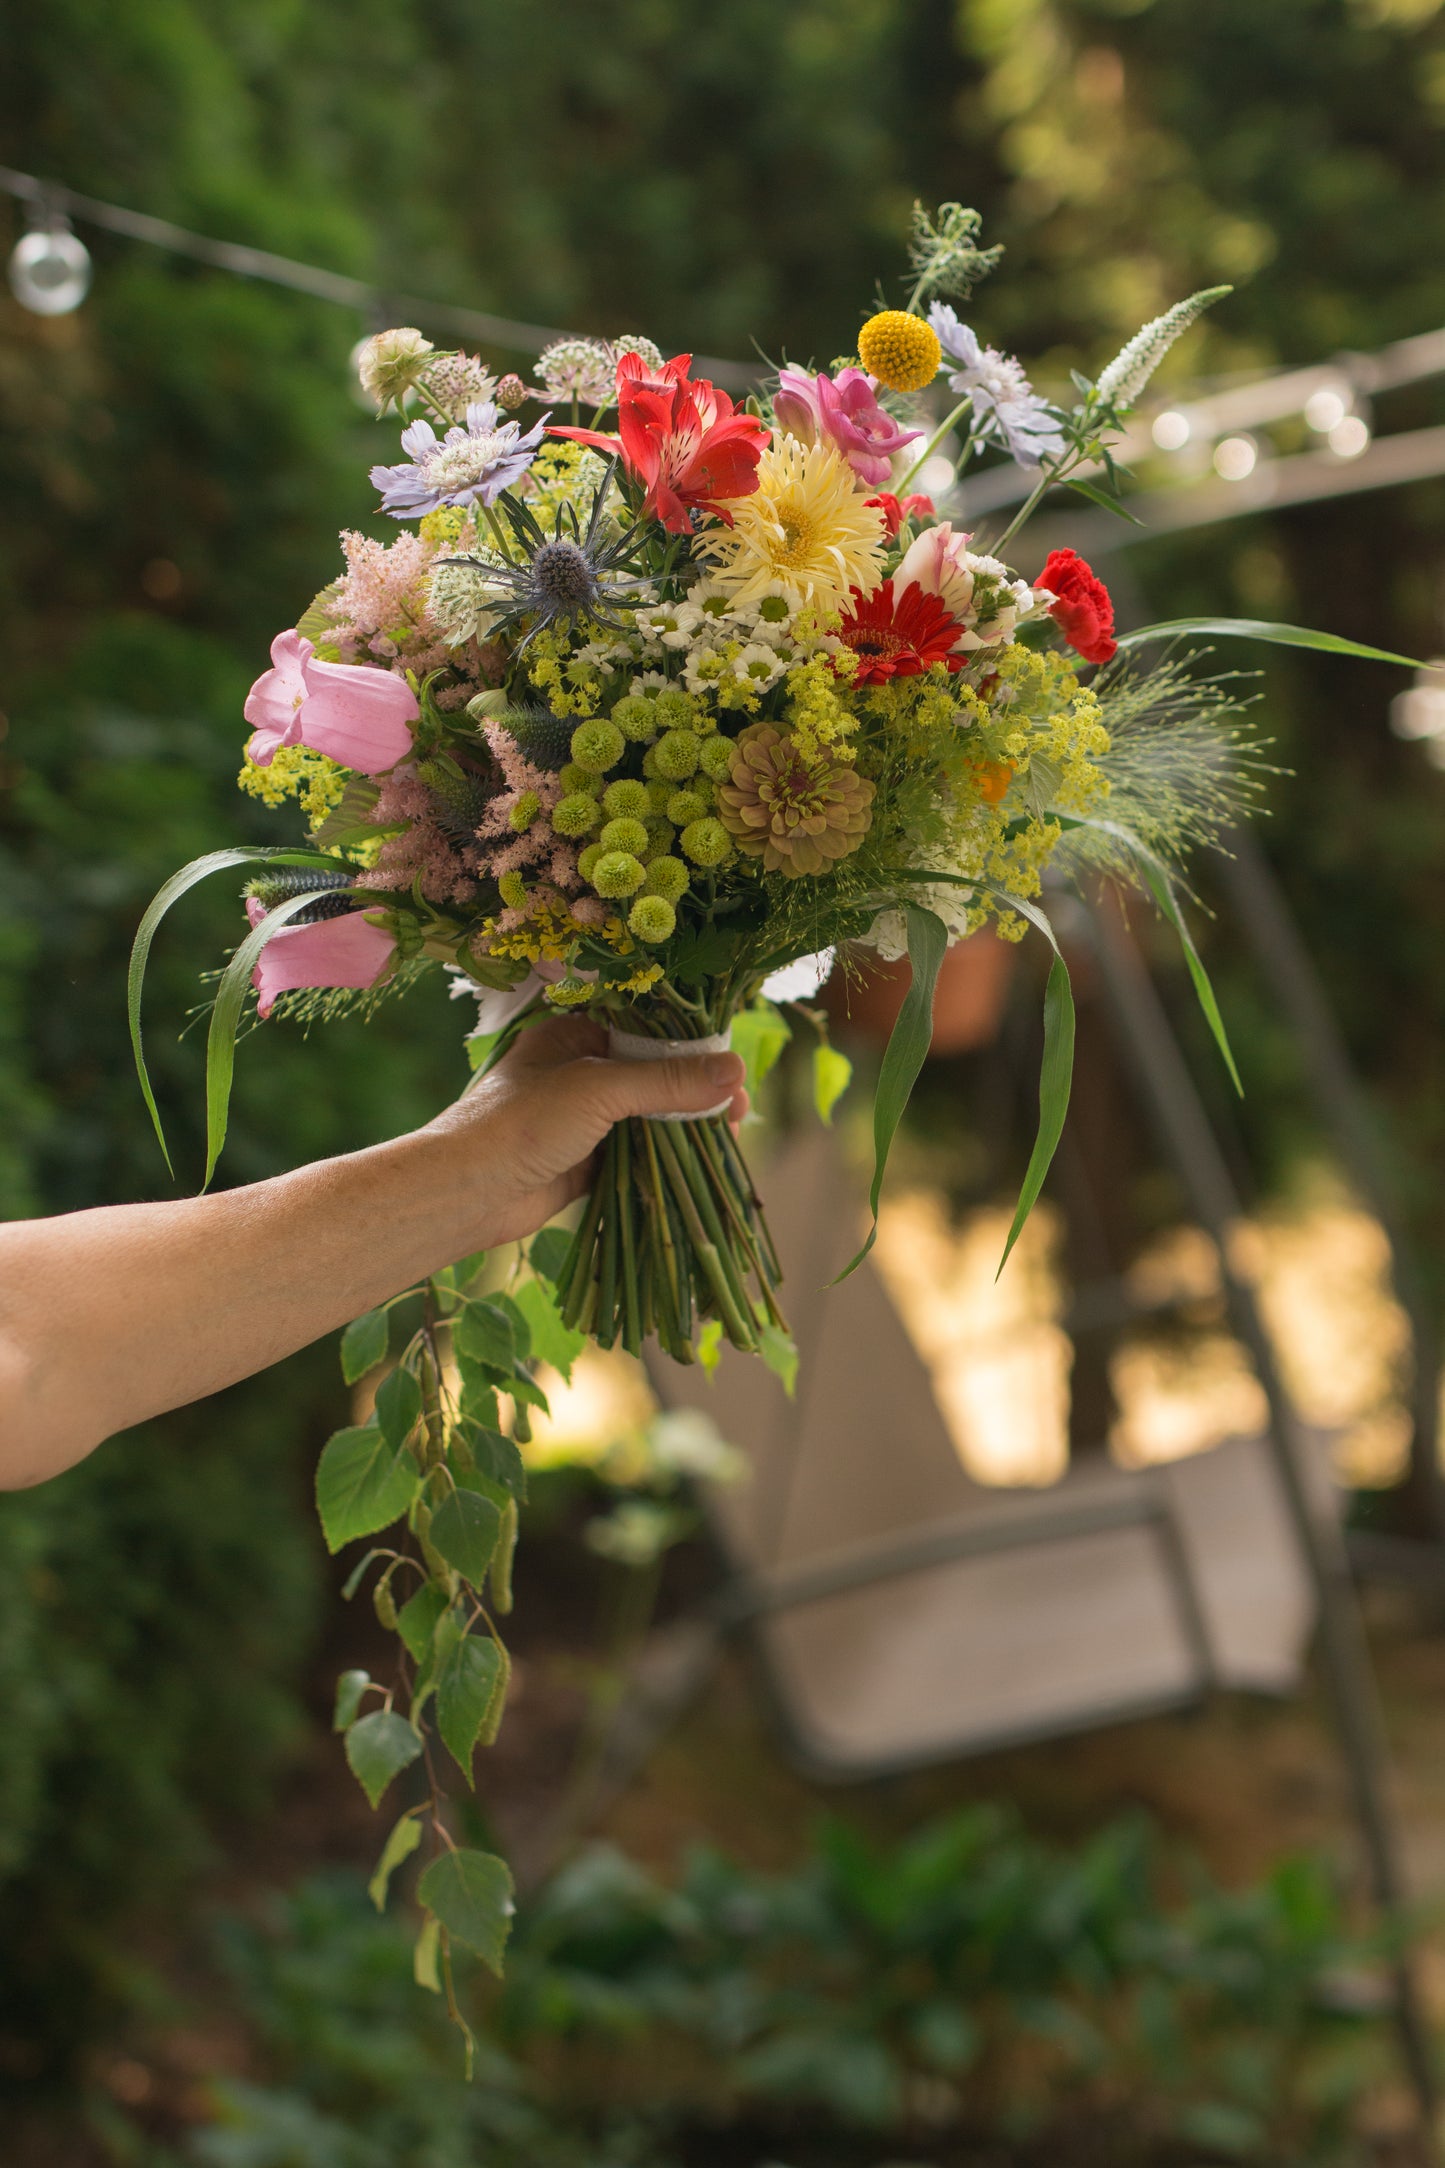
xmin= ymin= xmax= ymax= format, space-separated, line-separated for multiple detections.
xmin=474 ymin=720 xmax=573 ymax=883
xmin=327 ymin=529 xmax=492 ymax=699
xmin=365 ymin=769 xmax=480 ymax=905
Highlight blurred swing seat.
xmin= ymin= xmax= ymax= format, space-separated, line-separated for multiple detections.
xmin=648 ymin=1126 xmax=1328 ymax=1779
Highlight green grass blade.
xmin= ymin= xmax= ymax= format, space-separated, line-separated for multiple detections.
xmin=202 ymin=888 xmax=339 ymax=1190
xmin=1131 ymin=852 xmax=1242 ymax=1096
xmin=998 ymin=950 xmax=1075 ymax=1276
xmin=1111 ymin=617 xmax=1418 ymax=669
xmin=980 ymin=892 xmax=1077 ymax=1277
xmin=128 ymin=845 xmax=340 ymax=1175
xmin=832 ymin=905 xmax=946 ymax=1284
xmin=1052 ymin=812 xmax=1243 ymax=1098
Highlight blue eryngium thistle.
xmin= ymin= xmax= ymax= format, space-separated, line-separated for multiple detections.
xmin=435 ymin=459 xmax=650 ymax=650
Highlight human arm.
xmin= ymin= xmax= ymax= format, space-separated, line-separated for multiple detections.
xmin=0 ymin=1018 xmax=745 ymax=1488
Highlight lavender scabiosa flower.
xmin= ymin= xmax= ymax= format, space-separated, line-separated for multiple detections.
xmin=928 ymin=303 xmax=1064 ymax=469
xmin=370 ymin=401 xmax=549 ymax=519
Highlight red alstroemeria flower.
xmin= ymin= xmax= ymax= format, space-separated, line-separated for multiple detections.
xmin=866 ymin=491 xmax=935 ymax=539
xmin=838 ymin=578 xmax=967 ymax=683
xmin=1037 ymin=546 xmax=1117 ymax=665
xmin=552 ymin=351 xmax=770 ymax=534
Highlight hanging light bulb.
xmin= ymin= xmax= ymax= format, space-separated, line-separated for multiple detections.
xmin=8 ymin=213 xmax=92 ymax=316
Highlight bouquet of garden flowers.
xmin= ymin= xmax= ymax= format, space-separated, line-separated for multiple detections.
xmin=129 ymin=206 xmax=1410 ymax=2008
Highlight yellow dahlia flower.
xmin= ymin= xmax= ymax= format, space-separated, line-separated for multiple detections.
xmin=695 ymin=440 xmax=886 ymax=612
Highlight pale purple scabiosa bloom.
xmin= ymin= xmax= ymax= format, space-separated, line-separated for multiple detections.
xmin=927 ymin=303 xmax=1064 ymax=469
xmin=773 ymin=367 xmax=924 ymax=487
xmin=370 ymin=401 xmax=548 ymax=518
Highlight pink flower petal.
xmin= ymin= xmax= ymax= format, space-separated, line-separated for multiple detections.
xmin=242 ymin=630 xmax=313 ymax=767
xmin=250 ymin=913 xmax=396 ymax=1019
xmin=298 ymin=657 xmax=420 ymax=774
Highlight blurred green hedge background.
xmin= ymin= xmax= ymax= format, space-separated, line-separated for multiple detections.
xmin=6 ymin=0 xmax=1445 ymax=2124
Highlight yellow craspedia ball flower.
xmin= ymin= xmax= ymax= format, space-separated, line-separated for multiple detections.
xmin=857 ymin=310 xmax=941 ymax=394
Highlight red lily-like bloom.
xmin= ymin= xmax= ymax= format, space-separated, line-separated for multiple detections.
xmin=838 ymin=578 xmax=967 ymax=683
xmin=865 ymin=491 xmax=935 ymax=539
xmin=552 ymin=352 xmax=770 ymax=534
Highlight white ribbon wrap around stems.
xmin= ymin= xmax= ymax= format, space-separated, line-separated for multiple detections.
xmin=607 ymin=1025 xmax=734 ymax=1122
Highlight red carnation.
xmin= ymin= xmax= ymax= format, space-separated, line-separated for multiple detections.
xmin=866 ymin=491 xmax=935 ymax=539
xmin=1037 ymin=547 xmax=1116 ymax=665
xmin=552 ymin=351 xmax=770 ymax=535
xmin=838 ymin=578 xmax=967 ymax=683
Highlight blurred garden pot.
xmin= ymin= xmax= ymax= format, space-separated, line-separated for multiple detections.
xmin=822 ymin=929 xmax=1015 ymax=1054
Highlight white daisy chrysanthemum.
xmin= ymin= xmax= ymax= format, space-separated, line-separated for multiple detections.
xmin=682 ymin=646 xmax=731 ymax=696
xmin=636 ymin=600 xmax=702 ymax=650
xmin=695 ymin=440 xmax=887 ymax=612
xmin=731 ymin=643 xmax=788 ymax=693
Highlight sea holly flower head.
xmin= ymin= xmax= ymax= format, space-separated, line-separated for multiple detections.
xmin=370 ymin=401 xmax=549 ymax=519
xmin=243 ymin=629 xmax=419 ymax=774
xmin=838 ymin=578 xmax=968 ymax=683
xmin=553 ymin=352 xmax=770 ymax=534
xmin=244 ymin=897 xmax=396 ymax=1019
xmin=773 ymin=366 xmax=925 ymax=487
xmin=927 ymin=303 xmax=1064 ymax=469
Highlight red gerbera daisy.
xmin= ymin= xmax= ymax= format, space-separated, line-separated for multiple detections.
xmin=838 ymin=578 xmax=966 ymax=683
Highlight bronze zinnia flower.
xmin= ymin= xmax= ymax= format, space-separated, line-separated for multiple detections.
xmin=717 ymin=723 xmax=875 ymax=878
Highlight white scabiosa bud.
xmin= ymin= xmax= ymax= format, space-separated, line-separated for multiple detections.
xmin=356 ymin=327 xmax=435 ymax=412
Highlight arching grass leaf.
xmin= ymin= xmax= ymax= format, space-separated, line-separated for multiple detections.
xmin=833 ymin=905 xmax=946 ymax=1283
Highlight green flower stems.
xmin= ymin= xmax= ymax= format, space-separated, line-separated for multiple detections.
xmin=558 ymin=1110 xmax=785 ymax=1361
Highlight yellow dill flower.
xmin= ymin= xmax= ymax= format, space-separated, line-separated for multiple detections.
xmin=857 ymin=310 xmax=941 ymax=393
xmin=237 ymin=745 xmax=349 ymax=825
xmin=695 ymin=441 xmax=886 ymax=613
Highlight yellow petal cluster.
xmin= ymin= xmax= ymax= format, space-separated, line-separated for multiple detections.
xmin=695 ymin=441 xmax=886 ymax=614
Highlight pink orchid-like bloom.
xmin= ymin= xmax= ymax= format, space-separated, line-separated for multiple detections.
xmin=243 ymin=629 xmax=419 ymax=775
xmin=244 ymin=897 xmax=396 ymax=1019
xmin=773 ymin=366 xmax=924 ymax=487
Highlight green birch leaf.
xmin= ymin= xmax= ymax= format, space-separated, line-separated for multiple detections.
xmin=430 ymin=1488 xmax=502 ymax=1585
xmin=203 ymin=887 xmax=347 ymax=1189
xmin=528 ymin=1227 xmax=574 ymax=1285
xmin=759 ymin=1324 xmax=799 ymax=1399
xmin=340 ymin=1306 xmax=391 ymax=1384
xmin=368 ymin=1810 xmax=423 ymax=1911
xmin=417 ymin=1848 xmax=515 ymax=1974
xmin=812 ymin=1043 xmax=852 ymax=1126
xmin=833 ymin=905 xmax=947 ymax=1283
xmin=397 ymin=1583 xmax=448 ymax=1662
xmin=344 ymin=1709 xmax=422 ymax=1808
xmin=316 ymin=1425 xmax=419 ymax=1552
xmin=413 ymin=1916 xmax=442 ymax=1992
xmin=697 ymin=1319 xmax=723 ymax=1377
xmin=332 ymin=1669 xmax=370 ymax=1733
xmin=437 ymin=1635 xmax=509 ymax=1779
xmin=1111 ymin=617 xmax=1418 ymax=668
xmin=510 ymin=1275 xmax=585 ymax=1382
xmin=456 ymin=1423 xmax=527 ymax=1500
xmin=432 ymin=1250 xmax=488 ymax=1298
xmin=455 ymin=1298 xmax=515 ymax=1375
xmin=730 ymin=1000 xmax=792 ymax=1100
xmin=490 ymin=1290 xmax=532 ymax=1363
xmin=127 ymin=845 xmax=340 ymax=1175
xmin=375 ymin=1364 xmax=423 ymax=1449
